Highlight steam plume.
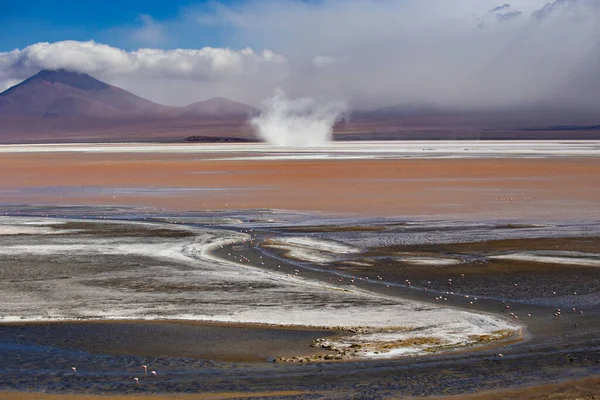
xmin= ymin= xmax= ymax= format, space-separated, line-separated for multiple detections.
xmin=251 ymin=89 xmax=347 ymax=146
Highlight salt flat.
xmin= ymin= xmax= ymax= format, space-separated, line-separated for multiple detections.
xmin=0 ymin=140 xmax=599 ymax=158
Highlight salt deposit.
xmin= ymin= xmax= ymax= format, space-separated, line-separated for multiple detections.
xmin=0 ymin=216 xmax=517 ymax=359
xmin=0 ymin=141 xmax=599 ymax=159
xmin=263 ymin=236 xmax=361 ymax=263
xmin=490 ymin=251 xmax=600 ymax=267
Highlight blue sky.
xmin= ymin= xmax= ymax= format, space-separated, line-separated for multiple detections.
xmin=0 ymin=0 xmax=235 ymax=51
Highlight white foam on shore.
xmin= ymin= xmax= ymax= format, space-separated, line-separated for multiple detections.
xmin=263 ymin=236 xmax=361 ymax=263
xmin=0 ymin=217 xmax=72 ymax=235
xmin=343 ymin=260 xmax=374 ymax=267
xmin=0 ymin=226 xmax=76 ymax=235
xmin=0 ymin=216 xmax=517 ymax=359
xmin=399 ymin=256 xmax=462 ymax=266
xmin=19 ymin=220 xmax=66 ymax=226
xmin=0 ymin=216 xmax=66 ymax=226
xmin=490 ymin=251 xmax=600 ymax=267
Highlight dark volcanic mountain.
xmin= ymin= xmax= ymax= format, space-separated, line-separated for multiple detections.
xmin=0 ymin=70 xmax=257 ymax=142
xmin=0 ymin=69 xmax=169 ymax=118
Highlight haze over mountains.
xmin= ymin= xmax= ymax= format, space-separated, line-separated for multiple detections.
xmin=0 ymin=69 xmax=599 ymax=143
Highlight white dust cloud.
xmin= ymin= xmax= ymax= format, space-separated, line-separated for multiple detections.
xmin=250 ymin=89 xmax=347 ymax=146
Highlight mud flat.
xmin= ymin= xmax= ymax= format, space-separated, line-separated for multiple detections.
xmin=0 ymin=210 xmax=600 ymax=398
xmin=0 ymin=216 xmax=515 ymax=361
xmin=433 ymin=374 xmax=600 ymax=400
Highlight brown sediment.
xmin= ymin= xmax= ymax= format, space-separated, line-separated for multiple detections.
xmin=426 ymin=374 xmax=600 ymax=400
xmin=292 ymin=327 xmax=523 ymax=363
xmin=0 ymin=153 xmax=599 ymax=220
xmin=425 ymin=236 xmax=600 ymax=254
xmin=468 ymin=329 xmax=515 ymax=344
xmin=0 ymin=390 xmax=318 ymax=400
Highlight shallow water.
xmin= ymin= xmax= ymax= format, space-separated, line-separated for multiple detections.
xmin=0 ymin=322 xmax=336 ymax=363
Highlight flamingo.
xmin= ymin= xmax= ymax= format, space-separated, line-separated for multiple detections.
xmin=142 ymin=365 xmax=148 ymax=375
xmin=71 ymin=367 xmax=77 ymax=375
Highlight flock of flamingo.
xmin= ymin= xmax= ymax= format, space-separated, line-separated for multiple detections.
xmin=71 ymin=365 xmax=158 ymax=386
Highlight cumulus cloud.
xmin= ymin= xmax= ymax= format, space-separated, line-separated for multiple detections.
xmin=0 ymin=40 xmax=288 ymax=105
xmin=0 ymin=40 xmax=287 ymax=80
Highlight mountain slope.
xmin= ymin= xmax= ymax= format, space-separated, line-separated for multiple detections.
xmin=0 ymin=69 xmax=259 ymax=142
xmin=0 ymin=69 xmax=169 ymax=118
xmin=180 ymin=97 xmax=257 ymax=118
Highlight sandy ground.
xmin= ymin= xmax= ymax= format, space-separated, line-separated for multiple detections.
xmin=0 ymin=391 xmax=315 ymax=400
xmin=0 ymin=150 xmax=599 ymax=220
xmin=2 ymin=375 xmax=600 ymax=400
xmin=432 ymin=375 xmax=600 ymax=400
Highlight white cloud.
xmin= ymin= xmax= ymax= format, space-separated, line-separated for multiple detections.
xmin=130 ymin=15 xmax=166 ymax=46
xmin=533 ymin=0 xmax=600 ymax=20
xmin=0 ymin=40 xmax=288 ymax=105
xmin=0 ymin=79 xmax=21 ymax=93
xmin=0 ymin=40 xmax=287 ymax=81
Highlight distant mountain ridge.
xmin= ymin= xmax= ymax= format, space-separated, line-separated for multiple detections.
xmin=0 ymin=69 xmax=168 ymax=118
xmin=0 ymin=69 xmax=255 ymax=119
xmin=180 ymin=97 xmax=257 ymax=117
xmin=0 ymin=69 xmax=259 ymax=142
